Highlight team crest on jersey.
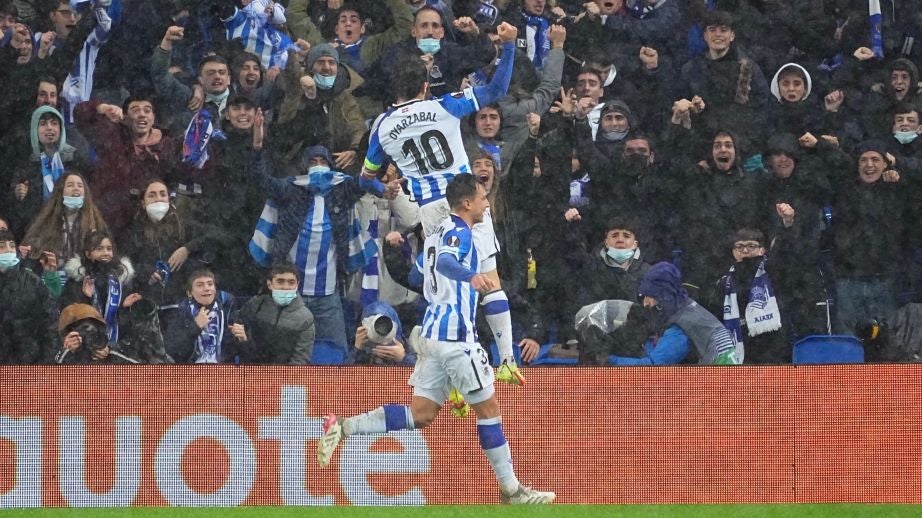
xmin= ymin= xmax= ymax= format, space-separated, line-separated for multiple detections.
xmin=446 ymin=235 xmax=461 ymax=247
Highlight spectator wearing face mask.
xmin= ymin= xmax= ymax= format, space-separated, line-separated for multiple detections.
xmin=277 ymin=43 xmax=367 ymax=174
xmin=711 ymin=228 xmax=790 ymax=364
xmin=0 ymin=228 xmax=57 ymax=364
xmin=238 ymin=263 xmax=315 ymax=365
xmin=568 ymin=218 xmax=651 ymax=348
xmin=365 ymin=9 xmax=495 ymax=100
xmin=21 ymin=171 xmax=109 ymax=270
xmin=5 ymin=106 xmax=90 ymax=240
xmin=122 ymin=179 xmax=208 ymax=309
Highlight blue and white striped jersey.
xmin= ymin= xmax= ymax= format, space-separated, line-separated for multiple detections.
xmin=420 ymin=215 xmax=480 ymax=343
xmin=364 ymin=88 xmax=481 ymax=205
xmin=223 ymin=5 xmax=292 ymax=70
xmin=288 ymin=194 xmax=337 ymax=297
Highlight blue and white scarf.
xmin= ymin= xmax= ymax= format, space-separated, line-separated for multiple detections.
xmin=522 ymin=12 xmax=550 ymax=69
xmin=722 ymin=256 xmax=782 ymax=349
xmin=92 ymin=274 xmax=122 ymax=344
xmin=225 ymin=3 xmax=296 ymax=69
xmin=248 ymin=171 xmax=378 ymax=272
xmin=40 ymin=152 xmax=65 ymax=200
xmin=360 ymin=216 xmax=380 ymax=308
xmin=184 ymin=299 xmax=224 ymax=364
xmin=181 ymin=107 xmax=226 ymax=169
xmin=869 ymin=0 xmax=884 ymax=59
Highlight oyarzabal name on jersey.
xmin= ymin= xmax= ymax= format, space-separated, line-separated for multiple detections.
xmin=388 ymin=112 xmax=438 ymax=140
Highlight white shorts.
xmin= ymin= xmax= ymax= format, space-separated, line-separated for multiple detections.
xmin=408 ymin=336 xmax=496 ymax=405
xmin=420 ymin=198 xmax=500 ymax=271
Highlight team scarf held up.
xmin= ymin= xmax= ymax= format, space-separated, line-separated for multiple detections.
xmin=181 ymin=107 xmax=226 ymax=169
xmin=722 ymin=256 xmax=782 ymax=351
xmin=225 ymin=0 xmax=298 ymax=69
xmin=41 ymin=152 xmax=65 ymax=200
xmin=92 ymin=275 xmax=122 ymax=345
xmin=248 ymin=171 xmax=378 ymax=300
xmin=522 ymin=11 xmax=550 ymax=69
xmin=869 ymin=0 xmax=884 ymax=59
xmin=183 ymin=299 xmax=224 ymax=363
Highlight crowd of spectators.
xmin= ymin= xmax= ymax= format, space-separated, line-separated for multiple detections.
xmin=2 ymin=0 xmax=922 ymax=366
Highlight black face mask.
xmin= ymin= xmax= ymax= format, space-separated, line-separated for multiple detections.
xmin=623 ymin=154 xmax=650 ymax=174
xmin=72 ymin=321 xmax=106 ymax=352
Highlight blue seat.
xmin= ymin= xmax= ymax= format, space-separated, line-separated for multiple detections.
xmin=792 ymin=335 xmax=865 ymax=364
xmin=528 ymin=343 xmax=578 ymax=366
xmin=312 ymin=340 xmax=347 ymax=365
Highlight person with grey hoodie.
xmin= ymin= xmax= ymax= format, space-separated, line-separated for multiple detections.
xmin=4 ymin=105 xmax=89 ymax=240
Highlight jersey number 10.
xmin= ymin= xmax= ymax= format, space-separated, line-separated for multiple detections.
xmin=402 ymin=130 xmax=454 ymax=176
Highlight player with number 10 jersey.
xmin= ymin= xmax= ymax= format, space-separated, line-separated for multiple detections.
xmin=361 ymin=34 xmax=516 ymax=209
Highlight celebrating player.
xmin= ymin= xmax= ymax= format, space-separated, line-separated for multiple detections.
xmin=363 ymin=20 xmax=522 ymax=386
xmin=317 ymin=175 xmax=555 ymax=504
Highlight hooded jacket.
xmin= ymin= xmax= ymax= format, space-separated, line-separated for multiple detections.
xmin=638 ymin=262 xmax=737 ymax=364
xmin=5 ymin=106 xmax=90 ymax=240
xmin=346 ymin=300 xmax=417 ymax=365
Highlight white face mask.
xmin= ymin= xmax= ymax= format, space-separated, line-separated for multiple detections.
xmin=145 ymin=201 xmax=170 ymax=222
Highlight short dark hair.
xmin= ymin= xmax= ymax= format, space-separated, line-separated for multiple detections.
xmin=122 ymin=94 xmax=156 ymax=114
xmin=390 ymin=56 xmax=429 ymax=102
xmin=268 ymin=262 xmax=299 ymax=281
xmin=731 ymin=228 xmax=765 ymax=247
xmin=624 ymin=131 xmax=655 ymax=153
xmin=575 ymin=66 xmax=604 ymax=85
xmin=414 ymin=5 xmax=442 ymax=23
xmin=233 ymin=52 xmax=261 ymax=72
xmin=446 ymin=174 xmax=481 ymax=210
xmin=0 ymin=229 xmax=15 ymax=245
xmin=777 ymin=64 xmax=806 ymax=82
xmin=186 ymin=269 xmax=216 ymax=290
xmin=198 ymin=55 xmax=229 ymax=75
xmin=893 ymin=102 xmax=919 ymax=117
xmin=605 ymin=216 xmax=640 ymax=237
xmin=702 ymin=10 xmax=734 ymax=31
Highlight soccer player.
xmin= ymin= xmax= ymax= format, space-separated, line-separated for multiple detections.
xmin=363 ymin=21 xmax=522 ymax=380
xmin=317 ymin=175 xmax=555 ymax=504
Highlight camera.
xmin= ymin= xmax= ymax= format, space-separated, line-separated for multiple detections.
xmin=363 ymin=314 xmax=397 ymax=345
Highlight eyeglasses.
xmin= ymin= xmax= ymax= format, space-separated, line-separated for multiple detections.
xmin=733 ymin=243 xmax=763 ymax=252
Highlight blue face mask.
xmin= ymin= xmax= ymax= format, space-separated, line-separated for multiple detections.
xmin=417 ymin=37 xmax=441 ymax=55
xmin=895 ymin=130 xmax=919 ymax=145
xmin=272 ymin=289 xmax=298 ymax=306
xmin=605 ymin=247 xmax=635 ymax=263
xmin=308 ymin=165 xmax=331 ymax=175
xmin=0 ymin=252 xmax=20 ymax=270
xmin=601 ymin=129 xmax=628 ymax=142
xmin=313 ymin=73 xmax=335 ymax=90
xmin=63 ymin=196 xmax=84 ymax=210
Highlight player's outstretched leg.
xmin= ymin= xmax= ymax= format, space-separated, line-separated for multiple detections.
xmin=475 ymin=411 xmax=555 ymax=504
xmin=317 ymin=405 xmax=417 ymax=467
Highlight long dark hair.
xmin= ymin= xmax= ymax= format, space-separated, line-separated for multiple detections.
xmin=81 ymin=229 xmax=127 ymax=277
xmin=22 ymin=172 xmax=108 ymax=260
xmin=137 ymin=179 xmax=186 ymax=245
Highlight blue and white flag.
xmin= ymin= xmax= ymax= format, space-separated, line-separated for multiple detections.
xmin=870 ymin=0 xmax=884 ymax=59
xmin=181 ymin=107 xmax=226 ymax=169
xmin=248 ymin=173 xmax=378 ymax=274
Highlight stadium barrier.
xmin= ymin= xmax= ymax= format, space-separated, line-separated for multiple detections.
xmin=1 ymin=364 xmax=921 ymax=507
